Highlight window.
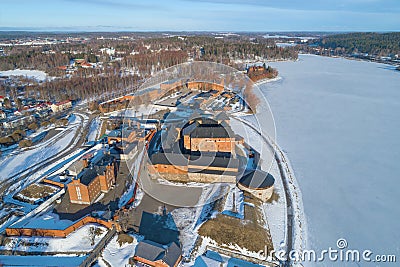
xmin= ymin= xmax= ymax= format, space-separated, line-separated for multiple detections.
xmin=76 ymin=186 xmax=82 ymax=200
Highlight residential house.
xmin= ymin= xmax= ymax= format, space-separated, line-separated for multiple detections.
xmin=2 ymin=115 xmax=35 ymax=129
xmin=50 ymin=100 xmax=72 ymax=113
xmin=130 ymin=240 xmax=182 ymax=267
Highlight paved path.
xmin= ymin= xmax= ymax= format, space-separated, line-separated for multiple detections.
xmin=79 ymin=227 xmax=117 ymax=267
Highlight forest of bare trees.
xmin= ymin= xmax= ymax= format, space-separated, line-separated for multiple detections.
xmin=0 ymin=33 xmax=299 ymax=103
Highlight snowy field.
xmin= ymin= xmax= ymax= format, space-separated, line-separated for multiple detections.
xmin=1 ymin=224 xmax=107 ymax=253
xmin=87 ymin=117 xmax=101 ymax=142
xmin=0 ymin=69 xmax=50 ymax=81
xmin=101 ymin=234 xmax=142 ymax=267
xmin=261 ymin=55 xmax=400 ymax=266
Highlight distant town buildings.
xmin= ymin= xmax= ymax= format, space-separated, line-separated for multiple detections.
xmin=100 ymin=47 xmax=115 ymax=56
xmin=2 ymin=115 xmax=35 ymax=129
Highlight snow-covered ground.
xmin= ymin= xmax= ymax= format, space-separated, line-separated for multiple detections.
xmin=262 ymin=54 xmax=400 ymax=266
xmin=230 ymin=118 xmax=287 ymax=252
xmin=0 ymin=69 xmax=50 ymax=81
xmin=172 ymin=183 xmax=229 ymax=263
xmin=87 ymin=117 xmax=101 ymax=142
xmin=0 ymin=115 xmax=81 ymax=181
xmin=1 ymin=223 xmax=107 ymax=253
xmin=107 ymin=104 xmax=172 ymax=117
xmin=221 ymin=186 xmax=244 ymax=219
xmin=101 ymin=234 xmax=143 ymax=266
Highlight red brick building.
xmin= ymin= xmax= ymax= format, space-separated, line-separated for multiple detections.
xmin=182 ymin=118 xmax=236 ymax=153
xmin=68 ymin=153 xmax=117 ymax=205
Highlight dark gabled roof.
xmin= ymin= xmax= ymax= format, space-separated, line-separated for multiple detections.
xmin=160 ymin=129 xmax=179 ymax=151
xmin=239 ymin=169 xmax=275 ymax=189
xmin=123 ymin=141 xmax=138 ymax=154
xmin=109 ymin=146 xmax=122 ymax=156
xmin=135 ymin=240 xmax=165 ymax=262
xmin=93 ymin=153 xmax=114 ymax=167
xmin=94 ymin=165 xmax=107 ymax=174
xmin=163 ymin=242 xmax=182 ymax=267
xmin=189 ymin=124 xmax=234 ymax=138
xmin=108 ymin=127 xmax=137 ymax=139
xmin=76 ymin=153 xmax=114 ymax=185
xmin=181 ymin=121 xmax=197 ymax=136
xmin=150 ymin=152 xmax=189 ymax=166
xmin=78 ymin=167 xmax=99 ymax=186
xmin=198 ymin=118 xmax=218 ymax=125
xmin=189 ymin=155 xmax=239 ymax=169
xmin=134 ymin=241 xmax=182 ymax=267
xmin=67 ymin=160 xmax=86 ymax=174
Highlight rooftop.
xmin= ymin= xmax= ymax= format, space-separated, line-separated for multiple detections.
xmin=150 ymin=152 xmax=189 ymax=166
xmin=77 ymin=167 xmax=99 ymax=186
xmin=189 ymin=155 xmax=239 ymax=169
xmin=239 ymin=169 xmax=275 ymax=189
xmin=182 ymin=117 xmax=234 ymax=139
xmin=134 ymin=240 xmax=182 ymax=267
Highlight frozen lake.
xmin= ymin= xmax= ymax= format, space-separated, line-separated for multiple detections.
xmin=261 ymin=55 xmax=400 ymax=266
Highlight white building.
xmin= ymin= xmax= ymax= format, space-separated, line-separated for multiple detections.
xmin=2 ymin=115 xmax=35 ymax=129
xmin=51 ymin=100 xmax=72 ymax=113
xmin=100 ymin=47 xmax=115 ymax=56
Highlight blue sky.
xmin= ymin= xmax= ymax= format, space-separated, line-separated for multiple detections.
xmin=0 ymin=0 xmax=399 ymax=31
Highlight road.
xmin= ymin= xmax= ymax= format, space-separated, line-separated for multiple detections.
xmin=79 ymin=227 xmax=117 ymax=267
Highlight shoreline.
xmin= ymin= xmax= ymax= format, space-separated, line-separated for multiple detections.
xmin=298 ymin=53 xmax=400 ymax=68
xmin=254 ymin=76 xmax=282 ymax=86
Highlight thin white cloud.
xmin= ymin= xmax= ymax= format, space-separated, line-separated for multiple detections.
xmin=180 ymin=0 xmax=400 ymax=13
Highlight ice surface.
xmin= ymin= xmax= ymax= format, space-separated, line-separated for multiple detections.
xmin=261 ymin=55 xmax=400 ymax=266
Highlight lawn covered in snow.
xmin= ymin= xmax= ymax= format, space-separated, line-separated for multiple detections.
xmin=1 ymin=223 xmax=107 ymax=253
xmin=0 ymin=69 xmax=50 ymax=81
xmin=262 ymin=55 xmax=400 ymax=265
xmin=101 ymin=233 xmax=143 ymax=266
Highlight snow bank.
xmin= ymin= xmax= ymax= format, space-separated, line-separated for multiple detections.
xmin=102 ymin=234 xmax=143 ymax=266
